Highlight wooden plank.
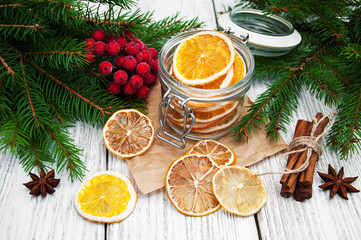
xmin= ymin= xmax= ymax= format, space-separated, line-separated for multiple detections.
xmin=107 ymin=0 xmax=259 ymax=239
xmin=0 ymin=122 xmax=107 ymax=240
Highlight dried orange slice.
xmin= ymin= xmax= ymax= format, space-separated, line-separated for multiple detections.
xmin=165 ymin=154 xmax=221 ymax=216
xmin=167 ymin=113 xmax=226 ymax=131
xmin=170 ymin=64 xmax=234 ymax=90
xmin=196 ymin=66 xmax=234 ymax=89
xmin=191 ymin=106 xmax=241 ymax=134
xmin=191 ymin=101 xmax=237 ymax=113
xmin=167 ymin=101 xmax=238 ymax=125
xmin=167 ymin=115 xmax=210 ymax=130
xmin=187 ymin=140 xmax=236 ymax=167
xmin=221 ymin=52 xmax=246 ymax=88
xmin=74 ymin=171 xmax=137 ymax=223
xmin=212 ymin=166 xmax=267 ymax=217
xmin=170 ymin=51 xmax=244 ymax=90
xmin=173 ymin=31 xmax=235 ymax=86
xmin=103 ymin=109 xmax=154 ymax=158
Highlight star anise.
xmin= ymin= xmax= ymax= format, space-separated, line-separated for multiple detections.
xmin=317 ymin=164 xmax=359 ymax=200
xmin=24 ymin=168 xmax=60 ymax=197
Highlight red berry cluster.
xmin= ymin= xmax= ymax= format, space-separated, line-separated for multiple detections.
xmin=84 ymin=29 xmax=158 ymax=99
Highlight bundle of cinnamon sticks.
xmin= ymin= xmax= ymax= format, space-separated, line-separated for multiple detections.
xmin=280 ymin=112 xmax=329 ymax=201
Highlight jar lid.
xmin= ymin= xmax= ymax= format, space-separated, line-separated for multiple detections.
xmin=218 ymin=8 xmax=302 ymax=56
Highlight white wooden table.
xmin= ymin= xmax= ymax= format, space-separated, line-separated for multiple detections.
xmin=1 ymin=0 xmax=361 ymax=239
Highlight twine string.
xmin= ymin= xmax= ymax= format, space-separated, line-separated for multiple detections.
xmin=256 ymin=112 xmax=336 ymax=176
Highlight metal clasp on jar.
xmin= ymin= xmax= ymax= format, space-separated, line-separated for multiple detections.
xmin=223 ymin=27 xmax=249 ymax=44
xmin=156 ymin=86 xmax=195 ymax=149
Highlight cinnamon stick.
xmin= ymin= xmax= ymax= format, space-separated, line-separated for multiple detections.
xmin=280 ymin=120 xmax=312 ymax=198
xmin=294 ymin=185 xmax=312 ymax=202
xmin=279 ymin=120 xmax=312 ymax=184
xmin=280 ymin=175 xmax=299 ymax=198
xmin=298 ymin=114 xmax=330 ymax=187
xmin=284 ymin=148 xmax=309 ymax=189
xmin=284 ymin=113 xmax=328 ymax=189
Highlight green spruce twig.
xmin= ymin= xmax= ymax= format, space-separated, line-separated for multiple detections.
xmin=231 ymin=0 xmax=361 ymax=160
xmin=0 ymin=0 xmax=201 ymax=180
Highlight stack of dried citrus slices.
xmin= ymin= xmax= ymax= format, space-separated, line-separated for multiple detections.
xmin=167 ymin=31 xmax=247 ymax=135
xmin=165 ymin=140 xmax=267 ymax=217
xmin=171 ymin=31 xmax=246 ymax=88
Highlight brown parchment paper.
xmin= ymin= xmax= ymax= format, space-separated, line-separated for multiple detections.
xmin=126 ymin=81 xmax=288 ymax=194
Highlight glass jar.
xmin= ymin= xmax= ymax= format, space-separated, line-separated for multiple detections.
xmin=157 ymin=30 xmax=255 ymax=148
xmin=218 ymin=8 xmax=302 ymax=57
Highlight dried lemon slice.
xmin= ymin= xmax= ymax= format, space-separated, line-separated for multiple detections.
xmin=187 ymin=140 xmax=236 ymax=167
xmin=212 ymin=166 xmax=267 ymax=217
xmin=173 ymin=30 xmax=235 ymax=86
xmin=74 ymin=171 xmax=137 ymax=223
xmin=165 ymin=154 xmax=221 ymax=216
xmin=103 ymin=109 xmax=154 ymax=158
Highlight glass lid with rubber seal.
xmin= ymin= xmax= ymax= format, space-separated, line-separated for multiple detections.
xmin=218 ymin=8 xmax=302 ymax=56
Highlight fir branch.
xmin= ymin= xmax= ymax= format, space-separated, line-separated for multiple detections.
xmin=42 ymin=0 xmax=71 ymax=9
xmin=325 ymin=0 xmax=343 ymax=18
xmin=0 ymin=55 xmax=15 ymax=76
xmin=138 ymin=14 xmax=202 ymax=49
xmin=47 ymin=127 xmax=72 ymax=168
xmin=301 ymin=70 xmax=339 ymax=102
xmin=73 ymin=64 xmax=105 ymax=79
xmin=153 ymin=19 xmax=182 ymax=32
xmin=0 ymin=0 xmax=203 ymax=180
xmin=26 ymin=59 xmax=111 ymax=118
xmin=77 ymin=5 xmax=152 ymax=34
xmin=17 ymin=135 xmax=54 ymax=173
xmin=265 ymin=89 xmax=296 ymax=140
xmin=311 ymin=4 xmax=344 ymax=40
xmin=46 ymin=125 xmax=85 ymax=181
xmin=0 ymin=77 xmax=12 ymax=119
xmin=76 ymin=16 xmax=136 ymax=27
xmin=233 ymin=73 xmax=295 ymax=141
xmin=46 ymin=99 xmax=65 ymax=124
xmin=0 ymin=23 xmax=42 ymax=32
xmin=345 ymin=93 xmax=361 ymax=153
xmin=0 ymin=4 xmax=23 ymax=8
xmin=9 ymin=122 xmax=19 ymax=148
xmin=232 ymin=0 xmax=360 ymax=160
xmin=15 ymin=38 xmax=88 ymax=71
xmin=86 ymin=0 xmax=136 ymax=9
xmin=313 ymin=57 xmax=344 ymax=84
xmin=151 ymin=23 xmax=202 ymax=42
xmin=0 ymin=115 xmax=29 ymax=154
xmin=346 ymin=46 xmax=361 ymax=62
xmin=29 ymin=140 xmax=43 ymax=168
xmin=20 ymin=56 xmax=40 ymax=127
xmin=328 ymin=85 xmax=361 ymax=158
xmin=273 ymin=99 xmax=287 ymax=130
xmin=23 ymin=51 xmax=82 ymax=56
